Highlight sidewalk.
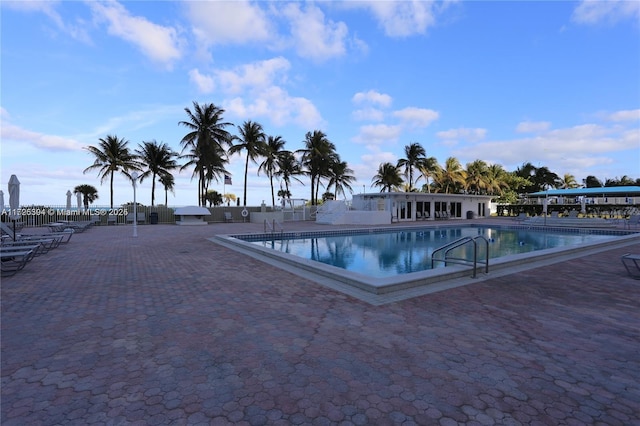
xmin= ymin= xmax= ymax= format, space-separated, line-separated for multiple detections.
xmin=2 ymin=220 xmax=639 ymax=425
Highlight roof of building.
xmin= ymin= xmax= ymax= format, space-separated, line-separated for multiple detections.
xmin=529 ymin=186 xmax=640 ymax=197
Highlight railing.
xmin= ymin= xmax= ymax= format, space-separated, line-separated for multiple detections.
xmin=264 ymin=219 xmax=283 ymax=234
xmin=431 ymin=236 xmax=489 ymax=278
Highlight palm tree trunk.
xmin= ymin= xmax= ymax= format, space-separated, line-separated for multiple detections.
xmin=243 ymin=154 xmax=249 ymax=206
xmin=110 ymin=170 xmax=114 ymax=208
xmin=151 ymin=172 xmax=156 ymax=206
xmin=269 ymin=174 xmax=275 ymax=207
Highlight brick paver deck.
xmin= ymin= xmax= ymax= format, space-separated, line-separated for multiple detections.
xmin=2 ymin=220 xmax=639 ymax=425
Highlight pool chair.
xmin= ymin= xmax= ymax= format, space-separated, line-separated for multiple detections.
xmin=621 ymin=253 xmax=640 ymax=279
xmin=625 ymin=215 xmax=640 ymax=229
xmin=223 ymin=212 xmax=233 ymax=223
xmin=1 ymin=248 xmax=36 ymax=277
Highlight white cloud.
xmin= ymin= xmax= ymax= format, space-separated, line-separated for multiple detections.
xmin=188 ymin=69 xmax=215 ymax=94
xmin=184 ymin=1 xmax=272 ymax=45
xmin=393 ymin=107 xmax=439 ymax=128
xmin=89 ymin=1 xmax=183 ymax=68
xmin=352 ymin=90 xmax=393 ymax=107
xmin=437 ymin=127 xmax=487 ymax=141
xmin=1 ymin=121 xmax=83 ymax=152
xmin=352 ymin=107 xmax=385 ymax=122
xmin=515 ymin=121 xmax=551 ymax=133
xmin=572 ymin=0 xmax=640 ymax=25
xmin=3 ymin=0 xmax=91 ymax=43
xmin=606 ymin=109 xmax=640 ymax=122
xmin=214 ymin=57 xmax=290 ymax=95
xmin=281 ymin=3 xmax=350 ymax=62
xmin=191 ymin=58 xmax=322 ymax=129
xmin=352 ymin=1 xmax=441 ymax=37
xmin=352 ymin=124 xmax=403 ymax=145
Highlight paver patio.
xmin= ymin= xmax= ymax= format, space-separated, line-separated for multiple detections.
xmin=2 ymin=220 xmax=639 ymax=425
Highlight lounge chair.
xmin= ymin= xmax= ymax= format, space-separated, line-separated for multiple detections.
xmin=514 ymin=213 xmax=528 ymax=222
xmin=1 ymin=248 xmax=36 ymax=277
xmin=621 ymin=253 xmax=640 ymax=279
xmin=224 ymin=212 xmax=233 ymax=223
xmin=625 ymin=215 xmax=640 ymax=229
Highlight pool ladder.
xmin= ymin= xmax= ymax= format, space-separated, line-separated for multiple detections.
xmin=431 ymin=236 xmax=490 ymax=278
xmin=264 ymin=219 xmax=283 ymax=234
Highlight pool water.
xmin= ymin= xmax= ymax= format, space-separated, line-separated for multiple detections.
xmin=246 ymin=226 xmax=615 ymax=278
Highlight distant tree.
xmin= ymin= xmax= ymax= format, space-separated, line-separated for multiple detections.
xmin=484 ymin=164 xmax=511 ymax=196
xmin=372 ymin=162 xmax=403 ymax=192
xmin=465 ymin=159 xmax=489 ymax=194
xmin=73 ymin=184 xmax=99 ymax=210
xmin=203 ymin=190 xmax=223 ymax=207
xmin=258 ymin=135 xmax=287 ymax=207
xmin=136 ymin=140 xmax=178 ymax=206
xmin=416 ymin=156 xmax=440 ymax=193
xmin=605 ymin=175 xmax=636 ymax=187
xmin=515 ymin=162 xmax=560 ymax=192
xmin=397 ymin=142 xmax=426 ymax=192
xmin=583 ymin=175 xmax=603 ymax=188
xmin=223 ymin=193 xmax=237 ymax=206
xmin=229 ymin=120 xmax=267 ymax=206
xmin=275 ymin=151 xmax=304 ymax=199
xmin=158 ymin=173 xmax=175 ymax=206
xmin=179 ymin=102 xmax=232 ymax=206
xmin=297 ymin=130 xmax=338 ymax=205
xmin=432 ymin=157 xmax=467 ymax=193
xmin=327 ymin=159 xmax=355 ymax=200
xmin=558 ymin=173 xmax=580 ymax=189
xmin=83 ymin=135 xmax=142 ymax=208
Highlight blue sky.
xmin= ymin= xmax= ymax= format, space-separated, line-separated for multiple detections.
xmin=1 ymin=0 xmax=639 ymax=208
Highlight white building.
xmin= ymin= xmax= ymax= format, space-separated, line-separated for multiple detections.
xmin=316 ymin=192 xmax=494 ymax=225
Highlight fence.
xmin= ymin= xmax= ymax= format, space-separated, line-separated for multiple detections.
xmin=1 ymin=204 xmax=317 ymax=227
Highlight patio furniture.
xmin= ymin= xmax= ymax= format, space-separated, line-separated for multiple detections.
xmin=621 ymin=254 xmax=640 ymax=279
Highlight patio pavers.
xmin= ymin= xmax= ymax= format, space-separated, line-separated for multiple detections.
xmin=2 ymin=221 xmax=639 ymax=425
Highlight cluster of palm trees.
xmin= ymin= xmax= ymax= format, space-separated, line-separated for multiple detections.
xmin=371 ymin=142 xmax=512 ymax=197
xmin=83 ymin=101 xmax=639 ymax=209
xmin=83 ymin=102 xmax=356 ymax=208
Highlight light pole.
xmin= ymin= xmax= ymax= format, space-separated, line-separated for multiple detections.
xmin=132 ymin=172 xmax=138 ymax=237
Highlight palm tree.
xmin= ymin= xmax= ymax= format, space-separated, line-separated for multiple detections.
xmin=229 ymin=120 xmax=267 ymax=206
xmin=275 ymin=151 xmax=304 ymax=199
xmin=83 ymin=135 xmax=142 ymax=208
xmin=416 ymin=156 xmax=440 ymax=193
xmin=158 ymin=173 xmax=175 ymax=206
xmin=559 ymin=173 xmax=579 ymax=189
xmin=203 ymin=190 xmax=223 ymax=207
xmin=371 ymin=162 xmax=403 ymax=192
xmin=583 ymin=175 xmax=603 ymax=188
xmin=465 ymin=159 xmax=489 ymax=194
xmin=327 ymin=159 xmax=355 ymax=200
xmin=179 ymin=102 xmax=233 ymax=206
xmin=397 ymin=142 xmax=426 ymax=191
xmin=73 ymin=184 xmax=99 ymax=210
xmin=136 ymin=140 xmax=178 ymax=206
xmin=258 ymin=135 xmax=287 ymax=207
xmin=485 ymin=164 xmax=511 ymax=196
xmin=297 ymin=130 xmax=337 ymax=205
xmin=432 ymin=157 xmax=466 ymax=193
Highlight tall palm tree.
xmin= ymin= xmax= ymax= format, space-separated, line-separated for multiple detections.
xmin=258 ymin=135 xmax=287 ymax=207
xmin=327 ymin=158 xmax=355 ymax=200
xmin=371 ymin=162 xmax=403 ymax=192
xmin=73 ymin=184 xmax=99 ymax=210
xmin=83 ymin=135 xmax=142 ymax=208
xmin=136 ymin=140 xmax=178 ymax=206
xmin=397 ymin=142 xmax=426 ymax=191
xmin=159 ymin=173 xmax=175 ymax=206
xmin=485 ymin=164 xmax=510 ymax=196
xmin=297 ymin=130 xmax=337 ymax=205
xmin=275 ymin=151 xmax=304 ymax=200
xmin=432 ymin=157 xmax=467 ymax=193
xmin=229 ymin=120 xmax=267 ymax=206
xmin=416 ymin=156 xmax=440 ymax=193
xmin=179 ymin=102 xmax=232 ymax=206
xmin=465 ymin=159 xmax=489 ymax=194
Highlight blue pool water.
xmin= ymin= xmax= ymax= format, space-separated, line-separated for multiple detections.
xmin=243 ymin=226 xmax=618 ymax=278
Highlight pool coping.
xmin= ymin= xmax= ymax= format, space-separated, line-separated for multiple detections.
xmin=210 ymin=224 xmax=640 ymax=305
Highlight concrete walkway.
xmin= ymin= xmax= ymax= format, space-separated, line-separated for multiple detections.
xmin=2 ymin=220 xmax=639 ymax=425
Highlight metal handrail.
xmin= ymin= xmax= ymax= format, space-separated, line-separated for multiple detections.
xmin=264 ymin=219 xmax=283 ymax=234
xmin=431 ymin=236 xmax=489 ymax=278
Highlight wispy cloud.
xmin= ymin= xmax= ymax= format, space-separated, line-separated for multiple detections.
xmin=1 ymin=112 xmax=83 ymax=152
xmin=352 ymin=90 xmax=393 ymax=107
xmin=88 ymin=1 xmax=184 ymax=69
xmin=515 ymin=121 xmax=552 ymax=133
xmin=572 ymin=0 xmax=640 ymax=25
xmin=437 ymin=127 xmax=487 ymax=142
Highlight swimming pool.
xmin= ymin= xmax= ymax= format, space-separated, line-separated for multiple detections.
xmin=212 ymin=224 xmax=639 ymax=304
xmin=241 ymin=226 xmax=617 ymax=278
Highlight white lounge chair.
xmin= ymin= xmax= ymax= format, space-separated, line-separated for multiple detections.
xmin=224 ymin=212 xmax=233 ymax=223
